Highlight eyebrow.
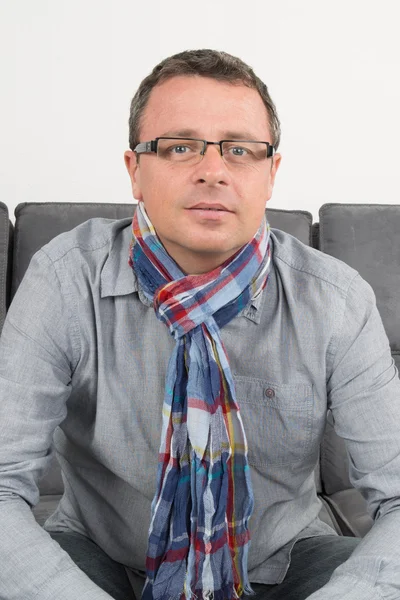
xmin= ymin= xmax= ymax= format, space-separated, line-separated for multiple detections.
xmin=158 ymin=129 xmax=265 ymax=141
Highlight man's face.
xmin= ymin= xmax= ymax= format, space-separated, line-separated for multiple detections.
xmin=124 ymin=76 xmax=281 ymax=274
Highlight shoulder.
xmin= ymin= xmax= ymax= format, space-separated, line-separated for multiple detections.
xmin=270 ymin=228 xmax=361 ymax=296
xmin=38 ymin=217 xmax=133 ymax=265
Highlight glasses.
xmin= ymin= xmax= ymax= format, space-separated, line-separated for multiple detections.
xmin=134 ymin=137 xmax=275 ymax=166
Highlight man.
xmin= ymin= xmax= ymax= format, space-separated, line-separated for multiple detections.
xmin=1 ymin=49 xmax=400 ymax=600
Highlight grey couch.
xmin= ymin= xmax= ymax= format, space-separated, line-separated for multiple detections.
xmin=0 ymin=202 xmax=13 ymax=333
xmin=1 ymin=201 xmax=399 ymax=541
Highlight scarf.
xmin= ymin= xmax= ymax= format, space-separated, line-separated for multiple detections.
xmin=129 ymin=201 xmax=271 ymax=600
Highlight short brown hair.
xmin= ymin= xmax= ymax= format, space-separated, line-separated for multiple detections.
xmin=128 ymin=49 xmax=281 ymax=151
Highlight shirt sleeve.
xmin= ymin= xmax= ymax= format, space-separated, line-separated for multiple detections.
xmin=0 ymin=249 xmax=114 ymax=600
xmin=307 ymin=274 xmax=400 ymax=599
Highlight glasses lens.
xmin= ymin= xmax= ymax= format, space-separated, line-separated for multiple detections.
xmin=221 ymin=141 xmax=268 ymax=164
xmin=157 ymin=138 xmax=204 ymax=162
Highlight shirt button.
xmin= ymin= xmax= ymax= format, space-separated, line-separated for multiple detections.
xmin=264 ymin=388 xmax=275 ymax=399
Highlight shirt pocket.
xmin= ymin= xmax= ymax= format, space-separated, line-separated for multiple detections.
xmin=234 ymin=376 xmax=314 ymax=467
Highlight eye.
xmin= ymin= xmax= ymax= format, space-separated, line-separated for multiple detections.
xmin=171 ymin=145 xmax=190 ymax=154
xmin=166 ymin=142 xmax=199 ymax=154
xmin=230 ymin=146 xmax=248 ymax=156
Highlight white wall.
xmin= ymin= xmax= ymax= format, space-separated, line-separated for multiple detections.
xmin=1 ymin=0 xmax=400 ymax=222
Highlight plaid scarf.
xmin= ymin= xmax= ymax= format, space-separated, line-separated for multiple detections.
xmin=129 ymin=201 xmax=271 ymax=600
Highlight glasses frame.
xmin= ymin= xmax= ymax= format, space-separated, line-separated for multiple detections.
xmin=133 ymin=137 xmax=275 ymax=160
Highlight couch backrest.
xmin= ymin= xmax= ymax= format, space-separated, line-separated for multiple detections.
xmin=0 ymin=202 xmax=13 ymax=333
xmin=12 ymin=203 xmax=134 ymax=298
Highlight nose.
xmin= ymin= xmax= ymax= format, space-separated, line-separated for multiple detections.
xmin=192 ymin=143 xmax=231 ymax=187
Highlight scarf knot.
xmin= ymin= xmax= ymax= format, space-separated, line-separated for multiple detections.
xmin=130 ymin=202 xmax=271 ymax=600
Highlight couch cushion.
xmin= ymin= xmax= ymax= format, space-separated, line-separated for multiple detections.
xmin=268 ymin=208 xmax=312 ymax=246
xmin=319 ymin=203 xmax=400 ymax=360
xmin=318 ymin=496 xmax=346 ymax=535
xmin=323 ymin=490 xmax=373 ymax=538
xmin=32 ymin=494 xmax=63 ymax=527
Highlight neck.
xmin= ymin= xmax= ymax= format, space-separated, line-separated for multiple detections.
xmin=159 ymin=241 xmax=241 ymax=275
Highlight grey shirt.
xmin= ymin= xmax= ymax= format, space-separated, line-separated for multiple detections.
xmin=1 ymin=217 xmax=400 ymax=600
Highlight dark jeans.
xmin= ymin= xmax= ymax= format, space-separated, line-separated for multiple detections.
xmin=50 ymin=531 xmax=360 ymax=600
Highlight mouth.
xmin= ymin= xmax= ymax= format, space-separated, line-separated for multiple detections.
xmin=186 ymin=204 xmax=233 ymax=222
xmin=189 ymin=203 xmax=232 ymax=213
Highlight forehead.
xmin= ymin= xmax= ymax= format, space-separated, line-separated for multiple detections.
xmin=140 ymin=75 xmax=271 ymax=140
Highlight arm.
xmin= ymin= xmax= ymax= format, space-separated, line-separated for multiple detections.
xmin=0 ymin=250 xmax=113 ymax=600
xmin=307 ymin=274 xmax=400 ymax=599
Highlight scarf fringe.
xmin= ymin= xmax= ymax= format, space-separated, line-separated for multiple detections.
xmin=185 ymin=582 xmax=255 ymax=600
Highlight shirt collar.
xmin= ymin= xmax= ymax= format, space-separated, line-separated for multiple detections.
xmin=100 ymin=218 xmax=138 ymax=299
xmin=100 ymin=217 xmax=266 ymax=321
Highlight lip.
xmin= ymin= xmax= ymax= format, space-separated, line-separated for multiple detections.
xmin=188 ymin=203 xmax=233 ymax=213
xmin=186 ymin=204 xmax=233 ymax=222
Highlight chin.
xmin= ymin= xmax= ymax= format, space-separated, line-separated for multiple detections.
xmin=188 ymin=243 xmax=236 ymax=255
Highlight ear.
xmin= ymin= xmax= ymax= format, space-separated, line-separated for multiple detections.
xmin=124 ymin=150 xmax=143 ymax=200
xmin=266 ymin=152 xmax=282 ymax=202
